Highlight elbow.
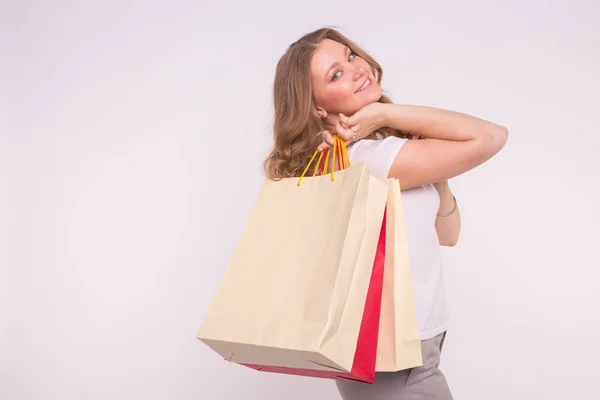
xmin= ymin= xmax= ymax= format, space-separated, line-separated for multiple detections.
xmin=480 ymin=125 xmax=508 ymax=157
xmin=493 ymin=125 xmax=509 ymax=151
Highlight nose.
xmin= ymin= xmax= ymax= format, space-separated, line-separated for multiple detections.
xmin=352 ymin=66 xmax=365 ymax=81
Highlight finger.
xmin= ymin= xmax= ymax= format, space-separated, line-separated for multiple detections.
xmin=344 ymin=123 xmax=362 ymax=145
xmin=342 ymin=112 xmax=357 ymax=127
xmin=339 ymin=113 xmax=351 ymax=128
xmin=317 ymin=130 xmax=334 ymax=147
xmin=335 ymin=122 xmax=351 ymax=141
xmin=318 ymin=141 xmax=331 ymax=152
xmin=345 ymin=127 xmax=357 ymax=145
xmin=322 ymin=130 xmax=335 ymax=146
xmin=338 ymin=113 xmax=349 ymax=129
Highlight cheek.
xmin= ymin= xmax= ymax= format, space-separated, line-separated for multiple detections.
xmin=320 ymin=80 xmax=355 ymax=107
xmin=332 ymin=84 xmax=354 ymax=101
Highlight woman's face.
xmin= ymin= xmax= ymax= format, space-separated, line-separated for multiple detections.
xmin=310 ymin=39 xmax=382 ymax=118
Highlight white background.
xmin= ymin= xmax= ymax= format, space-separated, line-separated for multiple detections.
xmin=2 ymin=1 xmax=599 ymax=399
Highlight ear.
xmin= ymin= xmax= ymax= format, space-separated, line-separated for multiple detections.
xmin=315 ymin=105 xmax=328 ymax=120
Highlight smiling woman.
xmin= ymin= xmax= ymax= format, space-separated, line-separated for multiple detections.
xmin=310 ymin=39 xmax=382 ymax=116
xmin=264 ymin=28 xmax=414 ymax=181
xmin=263 ymin=26 xmax=508 ymax=400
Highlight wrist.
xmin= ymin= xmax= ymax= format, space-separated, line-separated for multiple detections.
xmin=433 ymin=180 xmax=451 ymax=195
xmin=433 ymin=179 xmax=449 ymax=188
xmin=380 ymin=103 xmax=414 ymax=132
xmin=379 ymin=103 xmax=394 ymax=129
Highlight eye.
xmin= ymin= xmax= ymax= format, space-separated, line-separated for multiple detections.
xmin=331 ymin=52 xmax=356 ymax=82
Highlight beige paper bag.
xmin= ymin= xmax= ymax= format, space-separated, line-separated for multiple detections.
xmin=376 ymin=179 xmax=423 ymax=371
xmin=197 ymin=162 xmax=388 ymax=378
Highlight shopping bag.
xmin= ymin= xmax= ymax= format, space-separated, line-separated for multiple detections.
xmin=197 ymin=138 xmax=388 ymax=383
xmin=376 ymin=179 xmax=423 ymax=371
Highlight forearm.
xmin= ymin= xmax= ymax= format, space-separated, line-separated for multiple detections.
xmin=434 ymin=181 xmax=461 ymax=246
xmin=381 ymin=104 xmax=507 ymax=142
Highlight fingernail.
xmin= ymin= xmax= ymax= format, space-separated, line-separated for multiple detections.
xmin=318 ymin=147 xmax=323 ymax=152
xmin=321 ymin=131 xmax=326 ymax=139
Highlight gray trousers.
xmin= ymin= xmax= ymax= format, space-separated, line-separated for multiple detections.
xmin=335 ymin=332 xmax=453 ymax=400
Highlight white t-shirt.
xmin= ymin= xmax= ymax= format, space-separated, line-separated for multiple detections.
xmin=347 ymin=136 xmax=449 ymax=340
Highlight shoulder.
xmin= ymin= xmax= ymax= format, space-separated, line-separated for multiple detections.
xmin=348 ymin=136 xmax=409 ymax=181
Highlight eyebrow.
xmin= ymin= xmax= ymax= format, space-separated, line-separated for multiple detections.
xmin=324 ymin=46 xmax=350 ymax=82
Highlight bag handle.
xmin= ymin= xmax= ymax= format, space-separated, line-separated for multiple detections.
xmin=297 ymin=137 xmax=352 ymax=186
xmin=336 ymin=136 xmax=351 ymax=170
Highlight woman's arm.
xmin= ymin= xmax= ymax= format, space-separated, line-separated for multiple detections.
xmin=382 ymin=104 xmax=508 ymax=189
xmin=318 ymin=103 xmax=500 ymax=246
xmin=433 ymin=180 xmax=461 ymax=246
xmin=320 ymin=103 xmax=508 ymax=190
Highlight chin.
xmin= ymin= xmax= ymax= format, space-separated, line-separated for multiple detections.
xmin=359 ymin=85 xmax=383 ymax=103
xmin=343 ymin=87 xmax=385 ymax=113
xmin=360 ymin=91 xmax=383 ymax=107
xmin=371 ymin=86 xmax=384 ymax=101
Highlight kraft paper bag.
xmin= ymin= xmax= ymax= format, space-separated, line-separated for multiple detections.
xmin=197 ymin=159 xmax=388 ymax=383
xmin=376 ymin=179 xmax=423 ymax=372
xmin=241 ymin=209 xmax=387 ymax=383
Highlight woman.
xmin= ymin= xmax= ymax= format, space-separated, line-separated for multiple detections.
xmin=264 ymin=27 xmax=508 ymax=399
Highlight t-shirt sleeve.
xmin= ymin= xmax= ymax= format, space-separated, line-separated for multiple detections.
xmin=347 ymin=136 xmax=408 ymax=181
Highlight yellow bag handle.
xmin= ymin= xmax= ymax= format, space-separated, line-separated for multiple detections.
xmin=337 ymin=136 xmax=351 ymax=169
xmin=297 ymin=136 xmax=351 ymax=186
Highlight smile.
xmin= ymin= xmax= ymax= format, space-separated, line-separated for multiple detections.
xmin=355 ymin=78 xmax=372 ymax=93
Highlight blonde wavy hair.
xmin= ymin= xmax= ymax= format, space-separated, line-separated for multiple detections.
xmin=264 ymin=27 xmax=408 ymax=180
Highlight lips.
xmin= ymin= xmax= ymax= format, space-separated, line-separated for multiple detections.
xmin=355 ymin=78 xmax=372 ymax=93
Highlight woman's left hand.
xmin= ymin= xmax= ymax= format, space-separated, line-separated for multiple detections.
xmin=317 ymin=102 xmax=389 ymax=151
xmin=338 ymin=102 xmax=389 ymax=141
